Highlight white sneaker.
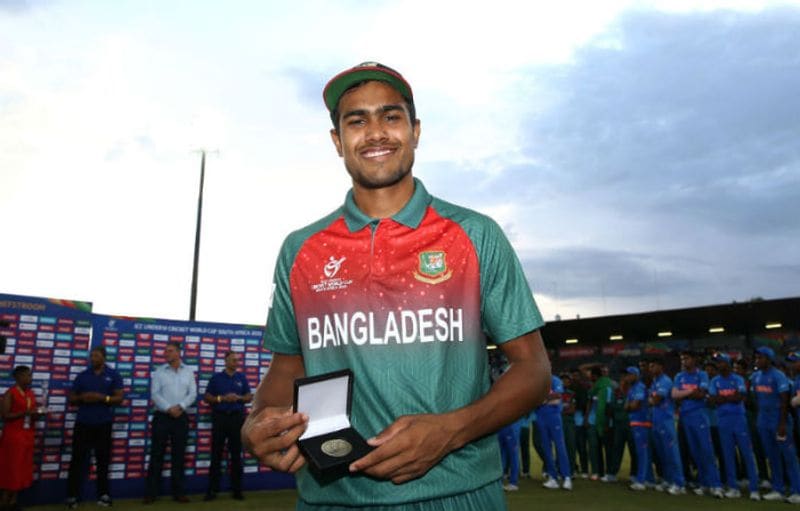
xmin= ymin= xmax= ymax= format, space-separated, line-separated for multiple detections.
xmin=760 ymin=480 xmax=773 ymax=490
xmin=750 ymin=492 xmax=761 ymax=501
xmin=654 ymin=482 xmax=665 ymax=492
xmin=763 ymin=490 xmax=784 ymax=501
xmin=503 ymin=484 xmax=519 ymax=492
xmin=562 ymin=478 xmax=573 ymax=491
xmin=97 ymin=495 xmax=112 ymax=507
xmin=600 ymin=474 xmax=617 ymax=483
xmin=692 ymin=487 xmax=705 ymax=496
xmin=630 ymin=482 xmax=646 ymax=491
xmin=579 ymin=472 xmax=588 ymax=479
xmin=543 ymin=478 xmax=560 ymax=489
xmin=667 ymin=485 xmax=685 ymax=496
xmin=723 ymin=488 xmax=741 ymax=498
xmin=710 ymin=487 xmax=724 ymax=499
xmin=787 ymin=494 xmax=800 ymax=504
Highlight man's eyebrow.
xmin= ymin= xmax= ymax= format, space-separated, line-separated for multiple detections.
xmin=341 ymin=103 xmax=406 ymax=119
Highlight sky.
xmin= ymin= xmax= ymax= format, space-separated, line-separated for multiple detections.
xmin=1 ymin=0 xmax=798 ymax=327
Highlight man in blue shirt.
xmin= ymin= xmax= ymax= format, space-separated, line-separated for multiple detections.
xmin=144 ymin=341 xmax=197 ymax=504
xmin=203 ymin=351 xmax=253 ymax=501
xmin=65 ymin=346 xmax=124 ymax=509
xmin=708 ymin=352 xmax=760 ymax=500
xmin=752 ymin=346 xmax=800 ymax=503
xmin=672 ymin=351 xmax=723 ymax=498
xmin=623 ymin=366 xmax=652 ymax=491
xmin=537 ymin=374 xmax=573 ymax=490
xmin=648 ymin=358 xmax=685 ymax=495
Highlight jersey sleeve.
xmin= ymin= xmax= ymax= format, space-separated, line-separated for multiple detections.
xmin=708 ymin=377 xmax=719 ymax=396
xmin=263 ymin=235 xmax=303 ymax=355
xmin=777 ymin=371 xmax=791 ymax=393
xmin=735 ymin=375 xmax=746 ymax=394
xmin=630 ymin=385 xmax=645 ymax=402
xmin=655 ymin=377 xmax=671 ymax=397
xmin=699 ymin=371 xmax=709 ymax=390
xmin=71 ymin=373 xmax=84 ymax=394
xmin=112 ymin=370 xmax=124 ymax=392
xmin=467 ymin=214 xmax=544 ymax=343
xmin=206 ymin=374 xmax=220 ymax=396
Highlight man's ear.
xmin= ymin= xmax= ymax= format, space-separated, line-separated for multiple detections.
xmin=412 ymin=119 xmax=421 ymax=149
xmin=330 ymin=128 xmax=344 ymax=157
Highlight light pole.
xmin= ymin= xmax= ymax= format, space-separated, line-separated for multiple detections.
xmin=189 ymin=150 xmax=216 ymax=321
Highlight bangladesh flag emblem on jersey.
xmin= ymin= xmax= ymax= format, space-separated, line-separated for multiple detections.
xmin=414 ymin=250 xmax=453 ymax=284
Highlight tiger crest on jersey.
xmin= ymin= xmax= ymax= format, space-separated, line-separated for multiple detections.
xmin=414 ymin=250 xmax=453 ymax=284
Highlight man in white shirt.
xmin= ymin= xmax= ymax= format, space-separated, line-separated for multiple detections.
xmin=143 ymin=341 xmax=197 ymax=504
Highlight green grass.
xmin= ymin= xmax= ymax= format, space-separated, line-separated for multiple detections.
xmin=24 ymin=478 xmax=788 ymax=511
xmin=22 ymin=447 xmax=784 ymax=510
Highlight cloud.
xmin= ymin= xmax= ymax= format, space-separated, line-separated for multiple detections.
xmin=520 ymin=246 xmax=698 ymax=299
xmin=418 ymin=6 xmax=800 ymax=316
xmin=516 ymin=6 xmax=800 ymax=238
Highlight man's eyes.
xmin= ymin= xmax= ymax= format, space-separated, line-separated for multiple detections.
xmin=347 ymin=114 xmax=402 ymax=126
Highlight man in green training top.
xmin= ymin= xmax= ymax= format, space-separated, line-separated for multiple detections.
xmin=242 ymin=61 xmax=551 ymax=510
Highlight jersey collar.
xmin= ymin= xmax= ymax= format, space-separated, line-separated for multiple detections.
xmin=343 ymin=177 xmax=432 ymax=232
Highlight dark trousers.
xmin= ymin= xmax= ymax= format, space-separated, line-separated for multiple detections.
xmin=608 ymin=422 xmax=635 ymax=476
xmin=67 ymin=422 xmax=112 ymax=499
xmin=519 ymin=426 xmax=531 ymax=474
xmin=146 ymin=412 xmax=188 ymax=499
xmin=575 ymin=424 xmax=589 ymax=474
xmin=563 ymin=417 xmax=577 ymax=473
xmin=588 ymin=426 xmax=611 ymax=476
xmin=208 ymin=412 xmax=244 ymax=495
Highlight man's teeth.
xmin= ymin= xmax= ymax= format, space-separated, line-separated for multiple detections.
xmin=363 ymin=148 xmax=392 ymax=158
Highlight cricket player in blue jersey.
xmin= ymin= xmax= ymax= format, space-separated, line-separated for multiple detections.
xmin=708 ymin=352 xmax=760 ymax=501
xmin=648 ymin=359 xmax=685 ymax=495
xmin=672 ymin=351 xmax=723 ymax=498
xmin=537 ymin=375 xmax=573 ymax=490
xmin=751 ymin=346 xmax=800 ymax=503
xmin=623 ymin=366 xmax=652 ymax=491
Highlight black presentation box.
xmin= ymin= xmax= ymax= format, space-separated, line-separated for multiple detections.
xmin=293 ymin=369 xmax=373 ymax=477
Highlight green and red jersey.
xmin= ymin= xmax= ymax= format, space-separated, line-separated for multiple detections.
xmin=265 ymin=178 xmax=544 ymax=506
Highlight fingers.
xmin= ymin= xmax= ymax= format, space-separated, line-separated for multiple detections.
xmin=366 ymin=418 xmax=408 ymax=447
xmin=242 ymin=408 xmax=308 ymax=472
xmin=350 ymin=439 xmax=404 ymax=474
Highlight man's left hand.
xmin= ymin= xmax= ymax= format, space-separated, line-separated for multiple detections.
xmin=349 ymin=413 xmax=458 ymax=484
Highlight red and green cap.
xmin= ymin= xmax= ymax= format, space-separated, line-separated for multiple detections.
xmin=323 ymin=61 xmax=414 ymax=114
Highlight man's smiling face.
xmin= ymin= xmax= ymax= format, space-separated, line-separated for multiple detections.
xmin=330 ymin=80 xmax=420 ymax=191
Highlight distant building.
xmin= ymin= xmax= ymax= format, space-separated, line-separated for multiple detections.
xmin=541 ymin=296 xmax=800 ymax=375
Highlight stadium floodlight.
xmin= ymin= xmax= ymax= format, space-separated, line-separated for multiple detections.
xmin=708 ymin=326 xmax=725 ymax=333
xmin=565 ymin=338 xmax=579 ymax=344
xmin=657 ymin=331 xmax=672 ymax=337
xmin=765 ymin=322 xmax=782 ymax=330
xmin=609 ymin=334 xmax=623 ymax=341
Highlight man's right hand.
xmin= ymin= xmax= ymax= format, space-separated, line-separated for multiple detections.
xmin=242 ymin=406 xmax=308 ymax=473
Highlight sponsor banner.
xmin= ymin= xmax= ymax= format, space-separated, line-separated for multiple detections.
xmin=0 ymin=292 xmax=93 ymax=483
xmin=643 ymin=339 xmax=689 ymax=354
xmin=558 ymin=346 xmax=598 ymax=359
xmin=601 ymin=342 xmax=642 ymax=357
xmin=91 ymin=314 xmax=270 ymax=479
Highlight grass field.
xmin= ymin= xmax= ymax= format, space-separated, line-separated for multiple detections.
xmin=24 ymin=476 xmax=791 ymax=511
xmin=20 ymin=446 xmax=788 ymax=511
